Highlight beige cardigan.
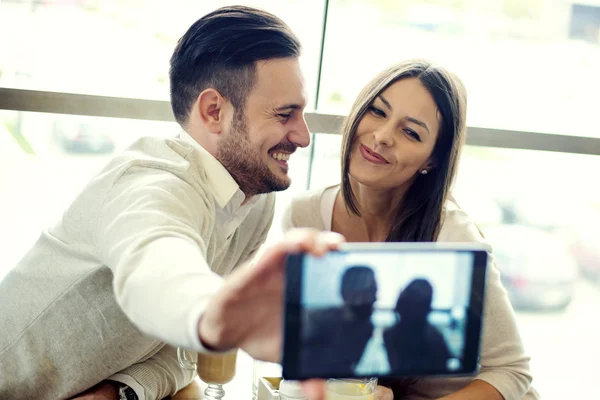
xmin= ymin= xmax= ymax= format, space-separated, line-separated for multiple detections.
xmin=282 ymin=184 xmax=540 ymax=400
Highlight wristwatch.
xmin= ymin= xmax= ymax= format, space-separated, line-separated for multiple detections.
xmin=118 ymin=384 xmax=138 ymax=400
xmin=108 ymin=381 xmax=139 ymax=400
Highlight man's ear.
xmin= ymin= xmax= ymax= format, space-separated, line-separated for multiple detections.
xmin=194 ymin=89 xmax=227 ymax=134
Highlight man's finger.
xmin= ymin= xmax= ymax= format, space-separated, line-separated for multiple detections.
xmin=282 ymin=228 xmax=345 ymax=257
xmin=284 ymin=228 xmax=345 ymax=245
xmin=319 ymin=231 xmax=347 ymax=253
xmin=251 ymin=229 xmax=345 ymax=275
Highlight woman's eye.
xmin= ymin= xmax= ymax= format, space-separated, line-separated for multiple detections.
xmin=405 ymin=129 xmax=421 ymax=142
xmin=368 ymin=106 xmax=386 ymax=118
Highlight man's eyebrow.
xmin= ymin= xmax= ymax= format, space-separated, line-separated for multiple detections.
xmin=274 ymin=103 xmax=303 ymax=111
xmin=376 ymin=95 xmax=430 ymax=134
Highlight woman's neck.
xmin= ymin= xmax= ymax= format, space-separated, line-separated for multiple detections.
xmin=337 ymin=179 xmax=409 ymax=242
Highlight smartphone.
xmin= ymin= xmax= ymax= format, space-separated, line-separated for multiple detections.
xmin=282 ymin=242 xmax=488 ymax=380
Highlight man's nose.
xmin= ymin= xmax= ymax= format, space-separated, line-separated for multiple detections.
xmin=288 ymin=114 xmax=311 ymax=148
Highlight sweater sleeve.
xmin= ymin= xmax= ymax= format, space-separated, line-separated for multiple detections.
xmin=108 ymin=345 xmax=195 ymax=400
xmin=439 ymin=207 xmax=535 ymax=400
xmin=96 ymin=166 xmax=223 ymax=352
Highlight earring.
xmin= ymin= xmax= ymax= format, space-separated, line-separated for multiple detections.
xmin=420 ymin=169 xmax=428 ymax=175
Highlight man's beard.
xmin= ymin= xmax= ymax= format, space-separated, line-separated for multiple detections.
xmin=216 ymin=110 xmax=293 ymax=197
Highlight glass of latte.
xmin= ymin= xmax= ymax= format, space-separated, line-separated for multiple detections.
xmin=177 ymin=347 xmax=238 ymax=399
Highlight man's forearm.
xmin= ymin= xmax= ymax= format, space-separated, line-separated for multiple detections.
xmin=110 ymin=237 xmax=223 ymax=351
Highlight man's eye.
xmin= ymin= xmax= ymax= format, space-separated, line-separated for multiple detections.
xmin=278 ymin=113 xmax=292 ymax=121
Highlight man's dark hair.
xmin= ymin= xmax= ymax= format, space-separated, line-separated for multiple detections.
xmin=169 ymin=6 xmax=302 ymax=126
xmin=341 ymin=265 xmax=377 ymax=297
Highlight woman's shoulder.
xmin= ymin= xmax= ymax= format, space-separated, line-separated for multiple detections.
xmin=439 ymin=196 xmax=489 ymax=248
xmin=290 ymin=184 xmax=338 ymax=213
xmin=282 ymin=184 xmax=340 ymax=231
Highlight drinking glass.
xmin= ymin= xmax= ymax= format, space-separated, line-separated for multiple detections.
xmin=325 ymin=378 xmax=378 ymax=400
xmin=177 ymin=347 xmax=238 ymax=400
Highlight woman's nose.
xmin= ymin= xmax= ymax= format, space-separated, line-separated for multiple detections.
xmin=373 ymin=125 xmax=394 ymax=147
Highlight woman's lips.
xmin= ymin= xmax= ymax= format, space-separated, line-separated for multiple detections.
xmin=359 ymin=144 xmax=388 ymax=164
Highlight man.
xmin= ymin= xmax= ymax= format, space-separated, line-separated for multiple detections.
xmin=0 ymin=6 xmax=323 ymax=399
xmin=301 ymin=265 xmax=379 ymax=377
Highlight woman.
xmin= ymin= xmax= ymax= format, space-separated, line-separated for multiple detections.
xmin=282 ymin=59 xmax=539 ymax=400
xmin=384 ymin=279 xmax=452 ymax=375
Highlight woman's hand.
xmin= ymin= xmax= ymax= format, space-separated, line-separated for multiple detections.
xmin=376 ymin=385 xmax=394 ymax=400
xmin=437 ymin=379 xmax=503 ymax=400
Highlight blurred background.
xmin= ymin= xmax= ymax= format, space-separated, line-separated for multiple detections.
xmin=1 ymin=0 xmax=599 ymax=398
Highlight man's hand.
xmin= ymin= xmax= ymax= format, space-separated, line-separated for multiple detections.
xmin=198 ymin=228 xmax=345 ymax=361
xmin=69 ymin=381 xmax=118 ymax=400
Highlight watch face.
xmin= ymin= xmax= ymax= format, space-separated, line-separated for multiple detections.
xmin=127 ymin=388 xmax=139 ymax=400
xmin=119 ymin=386 xmax=138 ymax=400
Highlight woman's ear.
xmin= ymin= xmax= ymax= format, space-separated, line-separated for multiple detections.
xmin=194 ymin=88 xmax=227 ymax=135
xmin=420 ymin=158 xmax=437 ymax=175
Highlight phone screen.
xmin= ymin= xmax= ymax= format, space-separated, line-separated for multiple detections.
xmin=282 ymin=244 xmax=488 ymax=380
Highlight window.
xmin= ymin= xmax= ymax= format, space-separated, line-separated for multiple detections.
xmin=0 ymin=110 xmax=176 ymax=279
xmin=320 ymin=0 xmax=600 ymax=138
xmin=570 ymin=3 xmax=600 ymax=43
xmin=0 ymin=0 xmax=325 ymax=106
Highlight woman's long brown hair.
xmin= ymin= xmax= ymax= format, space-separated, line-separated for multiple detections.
xmin=340 ymin=59 xmax=467 ymax=242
